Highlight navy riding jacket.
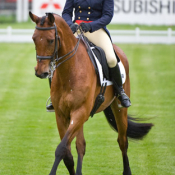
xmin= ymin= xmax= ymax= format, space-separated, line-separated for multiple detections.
xmin=62 ymin=0 xmax=114 ymax=35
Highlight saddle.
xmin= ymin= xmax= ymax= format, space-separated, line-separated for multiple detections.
xmin=83 ymin=37 xmax=126 ymax=85
xmin=89 ymin=42 xmax=111 ymax=80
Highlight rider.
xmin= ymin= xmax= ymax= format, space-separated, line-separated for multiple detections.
xmin=46 ymin=0 xmax=131 ymax=111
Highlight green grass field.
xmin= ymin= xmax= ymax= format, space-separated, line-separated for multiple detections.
xmin=0 ymin=43 xmax=175 ymax=175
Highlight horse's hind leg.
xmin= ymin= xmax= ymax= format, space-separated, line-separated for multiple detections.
xmin=76 ymin=126 xmax=86 ymax=175
xmin=111 ymin=99 xmax=131 ymax=175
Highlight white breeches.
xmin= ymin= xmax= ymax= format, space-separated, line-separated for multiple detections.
xmin=75 ymin=28 xmax=117 ymax=68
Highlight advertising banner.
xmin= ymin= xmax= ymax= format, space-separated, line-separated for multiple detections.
xmin=32 ymin=0 xmax=66 ymax=17
xmin=112 ymin=0 xmax=175 ymax=25
xmin=32 ymin=0 xmax=175 ymax=25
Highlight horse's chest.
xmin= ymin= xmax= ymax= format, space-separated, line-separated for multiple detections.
xmin=57 ymin=90 xmax=86 ymax=111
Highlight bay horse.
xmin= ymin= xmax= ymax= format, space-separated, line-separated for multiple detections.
xmin=29 ymin=12 xmax=153 ymax=175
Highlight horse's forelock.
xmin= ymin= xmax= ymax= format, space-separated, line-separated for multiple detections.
xmin=40 ymin=13 xmax=61 ymax=26
xmin=40 ymin=16 xmax=47 ymax=26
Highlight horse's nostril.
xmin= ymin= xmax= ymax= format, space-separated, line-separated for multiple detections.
xmin=43 ymin=72 xmax=49 ymax=77
xmin=35 ymin=71 xmax=40 ymax=78
xmin=35 ymin=71 xmax=48 ymax=79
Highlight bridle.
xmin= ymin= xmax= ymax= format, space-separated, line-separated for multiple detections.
xmin=35 ymin=23 xmax=61 ymax=62
xmin=35 ymin=22 xmax=81 ymax=73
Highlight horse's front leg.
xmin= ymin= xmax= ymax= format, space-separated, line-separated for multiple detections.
xmin=49 ymin=133 xmax=74 ymax=175
xmin=49 ymin=114 xmax=75 ymax=175
xmin=49 ymin=107 xmax=88 ymax=175
xmin=63 ymin=145 xmax=75 ymax=175
xmin=76 ymin=126 xmax=86 ymax=175
xmin=111 ymin=99 xmax=131 ymax=175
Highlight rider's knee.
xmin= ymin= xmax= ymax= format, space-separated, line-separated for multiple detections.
xmin=107 ymin=57 xmax=118 ymax=68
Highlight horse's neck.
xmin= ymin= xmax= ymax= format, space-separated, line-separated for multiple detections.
xmin=55 ymin=26 xmax=78 ymax=82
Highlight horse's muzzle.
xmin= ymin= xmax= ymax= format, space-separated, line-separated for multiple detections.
xmin=35 ymin=71 xmax=48 ymax=79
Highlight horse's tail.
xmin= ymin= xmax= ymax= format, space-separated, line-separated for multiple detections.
xmin=103 ymin=107 xmax=153 ymax=140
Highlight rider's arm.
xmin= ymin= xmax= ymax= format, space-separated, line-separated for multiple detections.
xmin=62 ymin=0 xmax=74 ymax=26
xmin=89 ymin=0 xmax=114 ymax=32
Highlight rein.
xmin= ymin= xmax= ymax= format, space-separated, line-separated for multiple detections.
xmin=55 ymin=37 xmax=80 ymax=68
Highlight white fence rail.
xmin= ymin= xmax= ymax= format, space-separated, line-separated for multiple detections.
xmin=0 ymin=27 xmax=175 ymax=44
xmin=110 ymin=28 xmax=175 ymax=44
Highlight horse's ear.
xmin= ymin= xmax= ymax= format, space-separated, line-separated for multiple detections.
xmin=29 ymin=11 xmax=39 ymax=24
xmin=47 ymin=13 xmax=55 ymax=24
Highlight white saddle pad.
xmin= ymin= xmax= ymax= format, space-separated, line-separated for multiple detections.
xmin=91 ymin=47 xmax=126 ymax=86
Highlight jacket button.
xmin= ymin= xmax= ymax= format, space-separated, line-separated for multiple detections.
xmin=79 ymin=11 xmax=82 ymax=13
xmin=88 ymin=7 xmax=91 ymax=9
xmin=87 ymin=18 xmax=89 ymax=20
xmin=88 ymin=12 xmax=91 ymax=14
xmin=79 ymin=6 xmax=81 ymax=8
xmin=78 ymin=17 xmax=81 ymax=19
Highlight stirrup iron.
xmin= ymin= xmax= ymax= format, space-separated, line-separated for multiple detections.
xmin=46 ymin=97 xmax=55 ymax=112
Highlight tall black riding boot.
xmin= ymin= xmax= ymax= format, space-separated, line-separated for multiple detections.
xmin=46 ymin=77 xmax=54 ymax=112
xmin=109 ymin=64 xmax=131 ymax=108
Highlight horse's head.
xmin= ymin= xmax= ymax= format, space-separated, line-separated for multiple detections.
xmin=29 ymin=12 xmax=60 ymax=79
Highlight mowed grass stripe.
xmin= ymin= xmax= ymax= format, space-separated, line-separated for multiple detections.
xmin=0 ymin=43 xmax=175 ymax=175
xmin=0 ymin=44 xmax=56 ymax=174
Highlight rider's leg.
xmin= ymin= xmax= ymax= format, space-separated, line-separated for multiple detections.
xmin=109 ymin=64 xmax=131 ymax=107
xmin=84 ymin=29 xmax=131 ymax=108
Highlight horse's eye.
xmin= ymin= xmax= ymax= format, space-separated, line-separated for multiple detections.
xmin=49 ymin=39 xmax=54 ymax=44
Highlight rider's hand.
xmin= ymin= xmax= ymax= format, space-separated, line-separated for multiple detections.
xmin=70 ymin=24 xmax=78 ymax=34
xmin=80 ymin=22 xmax=92 ymax=33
